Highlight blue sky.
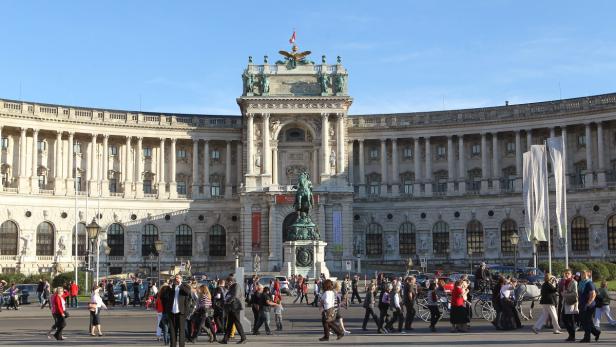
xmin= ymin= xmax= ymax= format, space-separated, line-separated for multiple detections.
xmin=1 ymin=1 xmax=614 ymax=115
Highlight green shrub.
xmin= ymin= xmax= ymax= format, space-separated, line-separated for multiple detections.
xmin=51 ymin=271 xmax=87 ymax=294
xmin=568 ymin=261 xmax=587 ymax=274
xmin=0 ymin=273 xmax=26 ymax=285
xmin=603 ymin=262 xmax=616 ymax=281
xmin=586 ymin=262 xmax=610 ymax=282
xmin=538 ymin=261 xmax=566 ymax=276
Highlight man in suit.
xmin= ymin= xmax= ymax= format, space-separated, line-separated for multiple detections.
xmin=221 ymin=275 xmax=246 ymax=344
xmin=163 ymin=274 xmax=191 ymax=347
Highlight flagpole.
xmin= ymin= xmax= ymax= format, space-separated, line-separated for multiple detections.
xmin=544 ymin=140 xmax=552 ymax=275
xmin=563 ymin=138 xmax=569 ymax=269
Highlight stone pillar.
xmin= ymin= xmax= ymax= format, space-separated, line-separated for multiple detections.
xmin=515 ymin=130 xmax=522 ymax=192
xmin=358 ymin=139 xmax=365 ymax=196
xmin=380 ymin=139 xmax=387 ymax=195
xmin=30 ymin=129 xmax=39 ymax=193
xmin=597 ymin=122 xmax=606 ymax=186
xmin=191 ymin=140 xmax=199 ymax=198
xmin=312 ymin=148 xmax=319 ymax=185
xmin=336 ymin=114 xmax=345 ymax=175
xmin=17 ymin=128 xmax=28 ymax=193
xmin=262 ymin=114 xmax=271 ymax=180
xmin=101 ymin=134 xmax=110 ymax=197
xmin=391 ymin=138 xmax=399 ymax=196
xmin=66 ymin=132 xmax=75 ymax=195
xmin=236 ymin=141 xmax=242 ymax=191
xmin=168 ymin=138 xmax=177 ymax=199
xmin=492 ymin=132 xmax=500 ymax=192
xmin=225 ymin=140 xmax=232 ymax=197
xmin=246 ymin=114 xmax=254 ymax=175
xmin=158 ymin=138 xmax=166 ymax=199
xmin=447 ymin=136 xmax=455 ymax=195
xmin=321 ymin=113 xmax=330 ymax=179
xmin=413 ymin=137 xmax=422 ymax=195
xmin=526 ymin=129 xmax=533 ymax=150
xmin=347 ymin=140 xmax=354 ymax=187
xmin=271 ymin=144 xmax=278 ymax=187
xmin=88 ymin=133 xmax=99 ymax=196
xmin=550 ymin=127 xmax=556 ymax=138
xmin=480 ymin=133 xmax=489 ymax=194
xmin=424 ymin=137 xmax=432 ymax=196
xmin=584 ymin=123 xmax=594 ymax=186
xmin=203 ymin=140 xmax=210 ymax=198
xmin=458 ymin=135 xmax=466 ymax=194
xmin=123 ymin=136 xmax=133 ymax=198
xmin=54 ymin=131 xmax=64 ymax=195
xmin=135 ymin=137 xmax=143 ymax=198
xmin=562 ymin=127 xmax=570 ymax=188
xmin=0 ymin=126 xmax=2 ymax=190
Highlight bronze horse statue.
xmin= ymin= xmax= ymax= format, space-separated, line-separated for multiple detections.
xmin=293 ymin=172 xmax=313 ymax=214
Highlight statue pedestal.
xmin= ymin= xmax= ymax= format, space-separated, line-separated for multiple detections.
xmin=281 ymin=240 xmax=329 ymax=279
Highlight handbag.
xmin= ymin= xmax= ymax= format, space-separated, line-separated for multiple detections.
xmin=324 ymin=307 xmax=336 ymax=323
xmin=88 ymin=302 xmax=98 ymax=312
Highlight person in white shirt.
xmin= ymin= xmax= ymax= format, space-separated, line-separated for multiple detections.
xmin=89 ymin=286 xmax=108 ymax=336
xmin=318 ymin=279 xmax=344 ymax=341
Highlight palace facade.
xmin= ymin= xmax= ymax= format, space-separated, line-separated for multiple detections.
xmin=1 ymin=54 xmax=616 ymax=276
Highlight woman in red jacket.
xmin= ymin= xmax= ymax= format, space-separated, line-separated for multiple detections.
xmin=50 ymin=287 xmax=67 ymax=340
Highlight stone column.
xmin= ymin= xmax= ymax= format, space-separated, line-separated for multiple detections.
xmin=358 ymin=139 xmax=365 ymax=196
xmin=312 ymin=148 xmax=319 ymax=185
xmin=225 ymin=140 xmax=232 ymax=197
xmin=236 ymin=141 xmax=242 ymax=191
xmin=135 ymin=137 xmax=143 ymax=198
xmin=203 ymin=140 xmax=210 ymax=198
xmin=492 ymin=132 xmax=500 ymax=192
xmin=347 ymin=140 xmax=354 ymax=187
xmin=458 ymin=135 xmax=466 ymax=194
xmin=526 ymin=129 xmax=533 ymax=150
xmin=321 ymin=113 xmax=330 ymax=179
xmin=191 ymin=140 xmax=199 ymax=198
xmin=584 ymin=123 xmax=593 ymax=186
xmin=391 ymin=138 xmax=399 ymax=196
xmin=168 ymin=138 xmax=177 ymax=198
xmin=17 ymin=128 xmax=28 ymax=193
xmin=30 ymin=129 xmax=39 ymax=193
xmin=158 ymin=138 xmax=166 ymax=199
xmin=271 ymin=144 xmax=278 ymax=187
xmin=66 ymin=132 xmax=75 ymax=195
xmin=480 ymin=133 xmax=489 ymax=194
xmin=123 ymin=136 xmax=132 ymax=198
xmin=515 ymin=130 xmax=522 ymax=192
xmin=262 ymin=114 xmax=271 ymax=178
xmin=101 ymin=134 xmax=110 ymax=197
xmin=447 ymin=136 xmax=455 ymax=195
xmin=424 ymin=137 xmax=432 ymax=196
xmin=0 ymin=126 xmax=2 ymax=190
xmin=380 ymin=139 xmax=387 ymax=195
xmin=54 ymin=131 xmax=64 ymax=195
xmin=246 ymin=114 xmax=254 ymax=175
xmin=597 ymin=122 xmax=606 ymax=186
xmin=413 ymin=137 xmax=422 ymax=195
xmin=88 ymin=133 xmax=99 ymax=196
xmin=336 ymin=114 xmax=345 ymax=175
xmin=562 ymin=126 xmax=570 ymax=188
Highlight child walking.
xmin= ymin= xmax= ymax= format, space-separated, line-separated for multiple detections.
xmin=274 ymin=297 xmax=284 ymax=331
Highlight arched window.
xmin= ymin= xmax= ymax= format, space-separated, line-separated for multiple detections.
xmin=500 ymin=219 xmax=517 ymax=256
xmin=142 ymin=224 xmax=159 ymax=256
xmin=72 ymin=223 xmax=86 ymax=256
xmin=608 ymin=215 xmax=616 ymax=251
xmin=36 ymin=222 xmax=54 ymax=256
xmin=107 ymin=223 xmax=124 ymax=257
xmin=432 ymin=221 xmax=449 ymax=255
xmin=365 ymin=223 xmax=383 ymax=256
xmin=209 ymin=224 xmax=226 ymax=256
xmin=571 ymin=216 xmax=589 ymax=253
xmin=399 ymin=222 xmax=416 ymax=255
xmin=466 ymin=220 xmax=484 ymax=255
xmin=176 ymin=224 xmax=192 ymax=257
xmin=0 ymin=220 xmax=18 ymax=255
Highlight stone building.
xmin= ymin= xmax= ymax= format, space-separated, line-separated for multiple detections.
xmin=1 ymin=50 xmax=615 ymax=276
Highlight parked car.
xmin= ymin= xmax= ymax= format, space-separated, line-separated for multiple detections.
xmin=275 ymin=276 xmax=291 ymax=295
xmin=257 ymin=276 xmax=275 ymax=289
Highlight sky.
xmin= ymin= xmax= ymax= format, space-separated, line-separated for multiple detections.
xmin=0 ymin=1 xmax=615 ymax=115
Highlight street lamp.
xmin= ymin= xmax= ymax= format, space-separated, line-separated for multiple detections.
xmin=467 ymin=247 xmax=473 ymax=274
xmin=510 ymin=232 xmax=520 ymax=278
xmin=103 ymin=243 xmax=111 ymax=277
xmin=86 ymin=218 xmax=100 ymax=289
xmin=148 ymin=253 xmax=156 ymax=278
xmin=532 ymin=237 xmax=539 ymax=269
xmin=154 ymin=240 xmax=165 ymax=286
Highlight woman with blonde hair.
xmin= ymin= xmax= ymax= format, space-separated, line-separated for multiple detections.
xmin=532 ymin=272 xmax=561 ymax=334
xmin=89 ymin=285 xmax=107 ymax=336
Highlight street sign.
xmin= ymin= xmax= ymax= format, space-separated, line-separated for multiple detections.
xmin=420 ymin=257 xmax=427 ymax=268
xmin=345 ymin=260 xmax=352 ymax=271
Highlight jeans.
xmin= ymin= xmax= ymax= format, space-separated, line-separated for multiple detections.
xmin=254 ymin=310 xmax=271 ymax=334
xmin=70 ymin=296 xmax=78 ymax=308
xmin=362 ymin=307 xmax=381 ymax=330
xmin=580 ymin=307 xmax=600 ymax=341
xmin=429 ymin=305 xmax=441 ymax=328
xmin=38 ymin=292 xmax=44 ymax=304
xmin=275 ymin=313 xmax=283 ymax=330
xmin=594 ymin=305 xmax=616 ymax=327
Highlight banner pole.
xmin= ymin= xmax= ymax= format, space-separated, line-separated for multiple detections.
xmin=544 ymin=140 xmax=552 ymax=275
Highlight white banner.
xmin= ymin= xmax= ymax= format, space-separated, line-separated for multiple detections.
xmin=530 ymin=145 xmax=549 ymax=242
xmin=547 ymin=137 xmax=567 ymax=239
xmin=522 ymin=151 xmax=534 ymax=241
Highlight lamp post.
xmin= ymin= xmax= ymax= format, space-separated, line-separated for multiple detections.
xmin=154 ymin=240 xmax=165 ymax=286
xmin=467 ymin=247 xmax=473 ymax=274
xmin=148 ymin=253 xmax=156 ymax=279
xmin=510 ymin=232 xmax=520 ymax=278
xmin=103 ymin=243 xmax=111 ymax=277
xmin=86 ymin=218 xmax=100 ymax=289
xmin=406 ymin=257 xmax=413 ymax=276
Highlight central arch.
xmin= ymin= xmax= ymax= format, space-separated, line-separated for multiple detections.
xmin=276 ymin=122 xmax=318 ymax=185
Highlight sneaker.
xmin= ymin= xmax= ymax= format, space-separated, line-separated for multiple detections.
xmin=554 ymin=330 xmax=562 ymax=334
xmin=531 ymin=327 xmax=539 ymax=334
xmin=344 ymin=330 xmax=351 ymax=334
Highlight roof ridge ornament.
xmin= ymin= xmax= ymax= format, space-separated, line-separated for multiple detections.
xmin=277 ymin=31 xmax=313 ymax=69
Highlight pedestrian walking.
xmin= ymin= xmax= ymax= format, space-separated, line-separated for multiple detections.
xmin=318 ymin=279 xmax=344 ymax=341
xmin=7 ymin=283 xmax=19 ymax=310
xmin=386 ymin=284 xmax=404 ymax=333
xmin=561 ymin=269 xmax=579 ymax=342
xmin=41 ymin=280 xmax=51 ymax=309
xmin=594 ymin=280 xmax=616 ymax=328
xmin=156 ymin=283 xmax=170 ymax=344
xmin=0 ymin=280 xmax=6 ymax=311
xmin=350 ymin=275 xmax=362 ymax=304
xmin=88 ymin=286 xmax=107 ymax=336
xmin=450 ymin=280 xmax=470 ymax=332
xmin=120 ymin=280 xmax=128 ymax=306
xmin=378 ymin=283 xmax=391 ymax=332
xmin=311 ymin=279 xmax=321 ymax=307
xmin=274 ymin=297 xmax=284 ymax=331
xmin=49 ymin=287 xmax=67 ymax=340
xmin=532 ymin=273 xmax=562 ymax=334
xmin=132 ymin=279 xmax=141 ymax=307
xmin=162 ymin=274 xmax=192 ymax=347
xmin=212 ymin=280 xmax=226 ymax=336
xmin=361 ymin=282 xmax=383 ymax=332
xmin=253 ymin=286 xmax=277 ymax=335
xmin=426 ymin=281 xmax=442 ymax=332
xmin=221 ymin=275 xmax=246 ymax=344
xmin=105 ymin=280 xmax=115 ymax=307
xmin=498 ymin=277 xmax=521 ymax=330
xmin=578 ymin=269 xmax=600 ymax=342
xmin=403 ymin=276 xmax=417 ymax=331
xmin=37 ymin=279 xmax=44 ymax=305
xmin=69 ymin=281 xmax=79 ymax=308
xmin=334 ymin=281 xmax=351 ymax=335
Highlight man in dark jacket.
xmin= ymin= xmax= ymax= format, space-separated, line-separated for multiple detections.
xmin=403 ymin=276 xmax=417 ymax=330
xmin=163 ymin=274 xmax=192 ymax=347
xmin=221 ymin=275 xmax=246 ymax=344
xmin=351 ymin=275 xmax=362 ymax=304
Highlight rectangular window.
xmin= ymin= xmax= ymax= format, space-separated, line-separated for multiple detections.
xmin=403 ymin=147 xmax=413 ymax=159
xmin=1 ymin=137 xmax=8 ymax=150
xmin=143 ymin=179 xmax=152 ymax=194
xmin=369 ymin=148 xmax=379 ymax=159
xmin=177 ymin=149 xmax=187 ymax=159
xmin=76 ymin=176 xmax=83 ymax=191
xmin=1 ymin=267 xmax=16 ymax=274
xmin=37 ymin=140 xmax=45 ymax=151
xmin=38 ymin=175 xmax=46 ymax=189
xmin=74 ymin=142 xmax=81 ymax=153
xmin=109 ymin=145 xmax=118 ymax=156
xmin=177 ymin=181 xmax=186 ymax=195
xmin=211 ymin=150 xmax=220 ymax=160
xmin=471 ymin=143 xmax=481 ymax=156
xmin=211 ymin=183 xmax=220 ymax=197
xmin=403 ymin=180 xmax=413 ymax=195
xmin=143 ymin=147 xmax=152 ymax=158
xmin=109 ymin=179 xmax=117 ymax=193
xmin=369 ymin=182 xmax=380 ymax=195
xmin=577 ymin=135 xmax=586 ymax=146
xmin=506 ymin=142 xmax=516 ymax=154
xmin=436 ymin=145 xmax=446 ymax=159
